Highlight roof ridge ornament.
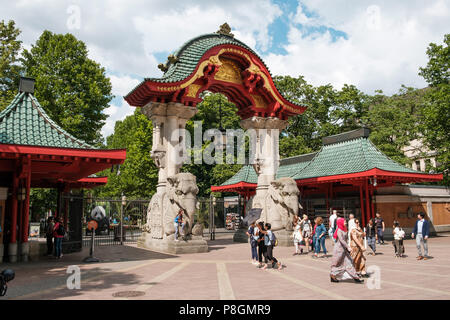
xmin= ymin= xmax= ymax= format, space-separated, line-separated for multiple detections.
xmin=216 ymin=23 xmax=234 ymax=38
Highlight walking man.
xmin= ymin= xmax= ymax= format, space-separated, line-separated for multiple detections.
xmin=365 ymin=218 xmax=377 ymax=255
xmin=329 ymin=210 xmax=338 ymax=243
xmin=411 ymin=212 xmax=430 ymax=260
xmin=374 ymin=212 xmax=385 ymax=244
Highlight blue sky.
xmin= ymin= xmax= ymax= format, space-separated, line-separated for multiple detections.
xmin=1 ymin=0 xmax=449 ymax=139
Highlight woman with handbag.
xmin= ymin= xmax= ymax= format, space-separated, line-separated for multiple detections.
xmin=349 ymin=219 xmax=367 ymax=277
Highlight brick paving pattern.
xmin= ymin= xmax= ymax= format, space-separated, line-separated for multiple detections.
xmin=2 ymin=233 xmax=450 ymax=300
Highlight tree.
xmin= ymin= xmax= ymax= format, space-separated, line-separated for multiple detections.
xmin=22 ymin=30 xmax=113 ymax=145
xmin=0 ymin=20 xmax=23 ymax=110
xmin=418 ymin=34 xmax=450 ymax=184
xmin=363 ymin=87 xmax=424 ymax=165
xmin=94 ymin=109 xmax=158 ymax=198
xmin=184 ymin=92 xmax=243 ymax=197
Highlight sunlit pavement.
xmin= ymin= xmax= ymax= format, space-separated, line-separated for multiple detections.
xmin=2 ymin=233 xmax=450 ymax=300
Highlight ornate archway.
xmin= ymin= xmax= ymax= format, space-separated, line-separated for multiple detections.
xmin=125 ymin=24 xmax=307 ymax=251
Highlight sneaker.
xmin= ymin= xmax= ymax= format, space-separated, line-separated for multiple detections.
xmin=416 ymin=256 xmax=423 ymax=260
xmin=423 ymin=256 xmax=428 ymax=260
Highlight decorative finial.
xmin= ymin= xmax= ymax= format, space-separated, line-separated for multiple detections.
xmin=167 ymin=54 xmax=178 ymax=64
xmin=158 ymin=63 xmax=168 ymax=72
xmin=216 ymin=23 xmax=234 ymax=37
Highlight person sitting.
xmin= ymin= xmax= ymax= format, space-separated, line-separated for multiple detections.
xmin=174 ymin=210 xmax=185 ymax=241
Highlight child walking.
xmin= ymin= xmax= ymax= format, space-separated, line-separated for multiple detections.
xmin=393 ymin=221 xmax=405 ymax=257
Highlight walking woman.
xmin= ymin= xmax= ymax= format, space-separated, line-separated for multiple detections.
xmin=300 ymin=214 xmax=312 ymax=254
xmin=293 ymin=215 xmax=303 ymax=255
xmin=330 ymin=218 xmax=363 ymax=283
xmin=349 ymin=219 xmax=367 ymax=277
xmin=256 ymin=222 xmax=266 ymax=268
xmin=262 ymin=223 xmax=282 ymax=270
xmin=313 ymin=217 xmax=327 ymax=258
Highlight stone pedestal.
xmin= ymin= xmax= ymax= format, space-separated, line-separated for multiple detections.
xmin=8 ymin=242 xmax=18 ymax=263
xmin=274 ymin=230 xmax=294 ymax=247
xmin=233 ymin=228 xmax=249 ymax=243
xmin=140 ymin=232 xmax=208 ymax=254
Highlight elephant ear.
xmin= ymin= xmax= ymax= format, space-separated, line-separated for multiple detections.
xmin=269 ymin=180 xmax=283 ymax=203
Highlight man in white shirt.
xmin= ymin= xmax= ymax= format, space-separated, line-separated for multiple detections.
xmin=329 ymin=210 xmax=338 ymax=242
xmin=347 ymin=213 xmax=356 ymax=244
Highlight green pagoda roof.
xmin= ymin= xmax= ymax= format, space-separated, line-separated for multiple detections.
xmin=219 ymin=152 xmax=317 ymax=186
xmin=217 ymin=128 xmax=427 ymax=188
xmin=291 ymin=129 xmax=419 ymax=180
xmin=0 ymin=92 xmax=94 ymax=149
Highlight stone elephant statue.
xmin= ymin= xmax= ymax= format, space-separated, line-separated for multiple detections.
xmin=146 ymin=172 xmax=199 ymax=239
xmin=257 ymin=177 xmax=300 ymax=231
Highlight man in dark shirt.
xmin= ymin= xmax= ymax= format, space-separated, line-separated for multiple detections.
xmin=374 ymin=212 xmax=385 ymax=244
xmin=365 ymin=218 xmax=378 ymax=255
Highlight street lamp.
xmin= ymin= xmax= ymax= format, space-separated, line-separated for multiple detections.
xmin=120 ymin=193 xmax=126 ymax=245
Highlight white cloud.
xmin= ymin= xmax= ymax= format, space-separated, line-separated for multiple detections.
xmin=264 ymin=0 xmax=450 ymax=94
xmin=101 ymin=100 xmax=135 ymax=138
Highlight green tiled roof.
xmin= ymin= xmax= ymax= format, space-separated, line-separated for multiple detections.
xmin=126 ymin=32 xmax=302 ymax=107
xmin=0 ymin=92 xmax=94 ymax=149
xmin=292 ymin=136 xmax=419 ymax=180
xmin=218 ymin=129 xmax=421 ymax=186
xmin=219 ymin=153 xmax=316 ymax=186
xmin=150 ymin=33 xmax=258 ymax=84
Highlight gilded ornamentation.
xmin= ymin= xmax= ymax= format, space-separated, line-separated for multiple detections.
xmin=214 ymin=58 xmax=242 ymax=84
xmin=216 ymin=23 xmax=234 ymax=37
xmin=186 ymin=84 xmax=202 ymax=98
xmin=251 ymin=94 xmax=267 ymax=109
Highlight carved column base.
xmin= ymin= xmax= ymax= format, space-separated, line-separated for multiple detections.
xmin=139 ymin=233 xmax=208 ymax=254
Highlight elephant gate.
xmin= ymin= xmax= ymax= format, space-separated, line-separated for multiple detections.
xmin=124 ymin=24 xmax=307 ymax=253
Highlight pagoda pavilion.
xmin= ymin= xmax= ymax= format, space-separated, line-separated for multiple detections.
xmin=0 ymin=78 xmax=126 ymax=262
xmin=212 ymin=128 xmax=444 ymax=230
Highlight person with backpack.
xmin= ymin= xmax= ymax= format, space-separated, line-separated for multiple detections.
xmin=392 ymin=221 xmax=405 ymax=258
xmin=246 ymin=221 xmax=258 ymax=265
xmin=53 ymin=217 xmax=65 ymax=259
xmin=45 ymin=216 xmax=54 ymax=256
xmin=262 ymin=223 xmax=282 ymax=270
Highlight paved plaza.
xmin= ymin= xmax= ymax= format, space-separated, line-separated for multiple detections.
xmin=2 ymin=233 xmax=450 ymax=300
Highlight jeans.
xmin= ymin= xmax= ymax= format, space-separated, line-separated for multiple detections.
xmin=314 ymin=236 xmax=327 ymax=254
xmin=258 ymin=242 xmax=266 ymax=263
xmin=367 ymin=236 xmax=376 ymax=253
xmin=416 ymin=234 xmax=428 ymax=257
xmin=264 ymin=245 xmax=278 ymax=264
xmin=250 ymin=240 xmax=258 ymax=260
xmin=54 ymin=237 xmax=63 ymax=258
xmin=174 ymin=222 xmax=185 ymax=240
xmin=377 ymin=228 xmax=384 ymax=244
xmin=393 ymin=239 xmax=404 ymax=256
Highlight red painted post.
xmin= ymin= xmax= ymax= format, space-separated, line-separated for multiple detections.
xmin=10 ymin=174 xmax=19 ymax=244
xmin=365 ymin=179 xmax=370 ymax=227
xmin=22 ymin=166 xmax=31 ymax=243
xmin=370 ymin=188 xmax=375 ymax=221
xmin=359 ymin=184 xmax=365 ymax=227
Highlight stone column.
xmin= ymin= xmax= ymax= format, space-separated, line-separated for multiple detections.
xmin=142 ymin=102 xmax=197 ymax=189
xmin=140 ymin=102 xmax=208 ymax=253
xmin=240 ymin=116 xmax=288 ymax=200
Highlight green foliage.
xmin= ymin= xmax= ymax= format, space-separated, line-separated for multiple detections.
xmin=22 ymin=30 xmax=113 ymax=145
xmin=274 ymin=75 xmax=368 ymax=154
xmin=93 ymin=109 xmax=158 ymax=198
xmin=418 ymin=34 xmax=450 ymax=184
xmin=30 ymin=188 xmax=57 ymax=221
xmin=363 ymin=86 xmax=425 ymax=165
xmin=184 ymin=92 xmax=242 ymax=197
xmin=0 ymin=20 xmax=23 ymax=110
